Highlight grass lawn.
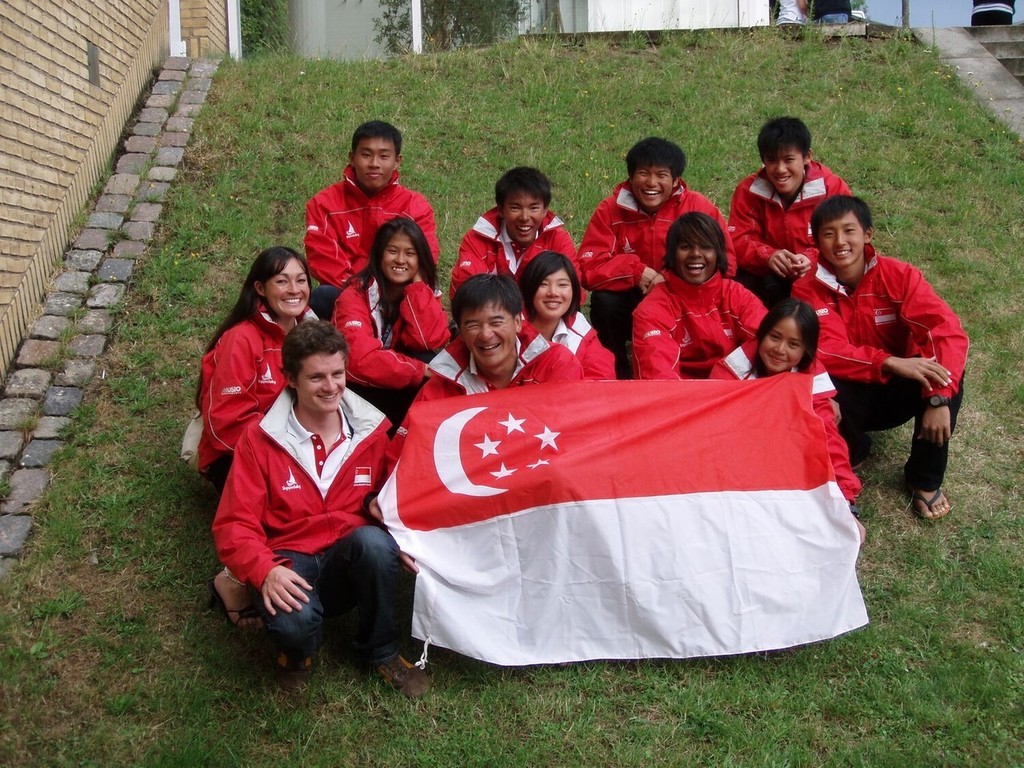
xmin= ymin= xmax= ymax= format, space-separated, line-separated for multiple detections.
xmin=1 ymin=27 xmax=1023 ymax=767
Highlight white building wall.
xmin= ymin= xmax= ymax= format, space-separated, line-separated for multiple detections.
xmin=289 ymin=0 xmax=384 ymax=60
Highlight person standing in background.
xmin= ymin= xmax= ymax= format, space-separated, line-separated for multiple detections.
xmin=972 ymin=0 xmax=1014 ymax=24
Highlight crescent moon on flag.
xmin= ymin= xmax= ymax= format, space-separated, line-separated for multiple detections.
xmin=434 ymin=406 xmax=508 ymax=497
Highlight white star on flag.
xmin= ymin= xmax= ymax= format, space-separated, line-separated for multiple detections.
xmin=534 ymin=426 xmax=560 ymax=450
xmin=527 ymin=458 xmax=549 ymax=469
xmin=499 ymin=413 xmax=526 ymax=434
xmin=490 ymin=463 xmax=516 ymax=479
xmin=474 ymin=434 xmax=501 ymax=457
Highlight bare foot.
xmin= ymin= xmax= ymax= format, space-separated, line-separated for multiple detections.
xmin=211 ymin=568 xmax=263 ymax=630
xmin=910 ymin=488 xmax=952 ymax=520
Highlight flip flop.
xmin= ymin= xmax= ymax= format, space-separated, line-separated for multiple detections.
xmin=910 ymin=488 xmax=952 ymax=520
xmin=207 ymin=578 xmax=263 ymax=630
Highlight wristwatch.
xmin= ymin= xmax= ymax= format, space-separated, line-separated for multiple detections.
xmin=928 ymin=394 xmax=951 ymax=408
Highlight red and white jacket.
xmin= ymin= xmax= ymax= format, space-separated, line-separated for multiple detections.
xmin=450 ymin=207 xmax=578 ymax=300
xmin=710 ymin=340 xmax=862 ymax=503
xmin=529 ymin=312 xmax=615 ymax=381
xmin=727 ymin=161 xmax=850 ymax=276
xmin=632 ymin=271 xmax=766 ymax=380
xmin=418 ymin=324 xmax=584 ymax=401
xmin=304 ymin=166 xmax=440 ymax=288
xmin=332 ymin=278 xmax=450 ymax=389
xmin=792 ymin=247 xmax=969 ymax=400
xmin=212 ymin=388 xmax=390 ymax=589
xmin=197 ymin=309 xmax=315 ymax=474
xmin=577 ymin=180 xmax=735 ymax=292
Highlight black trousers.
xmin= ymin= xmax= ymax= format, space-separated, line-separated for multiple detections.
xmin=833 ymin=372 xmax=965 ymax=490
xmin=589 ymin=288 xmax=643 ymax=380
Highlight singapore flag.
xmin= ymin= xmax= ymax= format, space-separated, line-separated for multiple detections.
xmin=378 ymin=377 xmax=867 ymax=666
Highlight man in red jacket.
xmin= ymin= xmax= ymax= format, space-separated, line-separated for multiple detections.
xmin=212 ymin=321 xmax=428 ymax=696
xmin=304 ymin=121 xmax=440 ymax=318
xmin=450 ymin=166 xmax=577 ymax=300
xmin=577 ymin=137 xmax=734 ymax=379
xmin=728 ymin=116 xmax=850 ymax=307
xmin=793 ymin=196 xmax=969 ymax=520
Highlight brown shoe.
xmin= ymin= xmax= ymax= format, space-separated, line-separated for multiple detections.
xmin=377 ymin=654 xmax=430 ymax=699
xmin=275 ymin=653 xmax=312 ymax=692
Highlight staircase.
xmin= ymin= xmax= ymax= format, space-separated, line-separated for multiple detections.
xmin=968 ymin=25 xmax=1024 ymax=86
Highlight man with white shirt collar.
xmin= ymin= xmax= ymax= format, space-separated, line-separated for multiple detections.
xmin=212 ymin=321 xmax=428 ymax=697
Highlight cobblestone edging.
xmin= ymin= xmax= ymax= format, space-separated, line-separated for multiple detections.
xmin=0 ymin=57 xmax=220 ymax=580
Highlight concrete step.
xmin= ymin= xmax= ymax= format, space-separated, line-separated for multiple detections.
xmin=968 ymin=25 xmax=1024 ymax=44
xmin=976 ymin=40 xmax=1024 ymax=59
xmin=998 ymin=55 xmax=1024 ymax=76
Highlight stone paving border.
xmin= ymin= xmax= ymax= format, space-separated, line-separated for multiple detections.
xmin=0 ymin=57 xmax=219 ymax=578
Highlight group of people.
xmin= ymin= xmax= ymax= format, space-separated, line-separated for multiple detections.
xmin=770 ymin=0 xmax=854 ymax=26
xmin=194 ymin=117 xmax=968 ymax=696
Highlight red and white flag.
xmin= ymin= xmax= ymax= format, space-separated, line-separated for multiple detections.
xmin=378 ymin=377 xmax=867 ymax=665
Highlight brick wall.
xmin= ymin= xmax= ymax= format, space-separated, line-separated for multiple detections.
xmin=0 ymin=2 xmax=170 ymax=379
xmin=181 ymin=0 xmax=228 ymax=57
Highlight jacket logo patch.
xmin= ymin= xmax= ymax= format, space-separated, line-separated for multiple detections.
xmin=815 ymin=308 xmax=829 ymax=317
xmin=622 ymin=238 xmax=635 ymax=253
xmin=281 ymin=468 xmax=302 ymax=492
xmin=258 ymin=365 xmax=277 ymax=386
xmin=642 ymin=329 xmax=662 ymax=339
xmin=344 ymin=320 xmax=363 ymax=329
xmin=354 ymin=467 xmax=372 ymax=487
xmin=307 ymin=224 xmax=319 ymax=233
xmin=874 ymin=308 xmax=896 ymax=324
xmin=345 ymin=222 xmax=359 ymax=239
xmin=579 ymin=250 xmax=593 ymax=260
xmin=220 ymin=385 xmax=242 ymax=395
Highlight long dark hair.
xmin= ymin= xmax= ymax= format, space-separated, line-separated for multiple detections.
xmin=753 ymin=298 xmax=819 ymax=376
xmin=204 ymin=246 xmax=310 ymax=354
xmin=517 ymin=251 xmax=582 ymax=321
xmin=350 ymin=217 xmax=437 ymax=322
xmin=195 ymin=246 xmax=309 ymax=406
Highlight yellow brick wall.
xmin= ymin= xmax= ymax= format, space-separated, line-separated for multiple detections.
xmin=181 ymin=0 xmax=228 ymax=57
xmin=0 ymin=2 xmax=169 ymax=379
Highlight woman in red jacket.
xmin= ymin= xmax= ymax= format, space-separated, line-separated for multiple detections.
xmin=517 ymin=251 xmax=615 ymax=380
xmin=332 ymin=217 xmax=449 ymax=430
xmin=711 ymin=298 xmax=865 ymax=543
xmin=198 ymin=246 xmax=314 ymax=628
xmin=632 ymin=212 xmax=766 ymax=380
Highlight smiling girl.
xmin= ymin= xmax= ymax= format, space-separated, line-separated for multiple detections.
xmin=632 ymin=212 xmax=765 ymax=380
xmin=332 ymin=217 xmax=449 ymax=429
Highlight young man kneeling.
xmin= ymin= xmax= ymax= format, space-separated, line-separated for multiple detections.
xmin=212 ymin=321 xmax=427 ymax=696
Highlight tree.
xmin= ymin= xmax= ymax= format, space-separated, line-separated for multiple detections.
xmin=375 ymin=0 xmax=526 ymax=55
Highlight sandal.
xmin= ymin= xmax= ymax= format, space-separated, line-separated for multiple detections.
xmin=207 ymin=577 xmax=263 ymax=630
xmin=909 ymin=488 xmax=952 ymax=520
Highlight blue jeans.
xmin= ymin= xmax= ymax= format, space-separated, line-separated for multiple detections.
xmin=258 ymin=525 xmax=401 ymax=667
xmin=817 ymin=13 xmax=849 ymax=23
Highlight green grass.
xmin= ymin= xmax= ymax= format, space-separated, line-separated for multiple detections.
xmin=2 ymin=28 xmax=1023 ymax=766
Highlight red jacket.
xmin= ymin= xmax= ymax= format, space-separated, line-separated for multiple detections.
xmin=197 ymin=309 xmax=315 ymax=474
xmin=710 ymin=340 xmax=861 ymax=503
xmin=304 ymin=166 xmax=440 ymax=288
xmin=792 ymin=247 xmax=969 ymax=400
xmin=632 ymin=271 xmax=766 ymax=380
xmin=333 ymin=278 xmax=450 ymax=389
xmin=212 ymin=389 xmax=390 ymax=588
xmin=728 ymin=161 xmax=850 ymax=276
xmin=577 ymin=180 xmax=735 ymax=291
xmin=386 ymin=325 xmax=585 ymax=468
xmin=450 ymin=207 xmax=577 ymax=300
xmin=528 ymin=312 xmax=615 ymax=381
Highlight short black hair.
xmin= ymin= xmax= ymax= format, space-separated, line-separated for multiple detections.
xmin=518 ymin=251 xmax=582 ymax=321
xmin=351 ymin=120 xmax=402 ymax=155
xmin=282 ymin=321 xmax=349 ymax=380
xmin=757 ymin=117 xmax=812 ymax=160
xmin=451 ymin=274 xmax=523 ymax=326
xmin=626 ymin=137 xmax=686 ymax=178
xmin=495 ymin=167 xmax=552 ymax=207
xmin=810 ymin=195 xmax=873 ymax=241
xmin=663 ymin=212 xmax=729 ymax=277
